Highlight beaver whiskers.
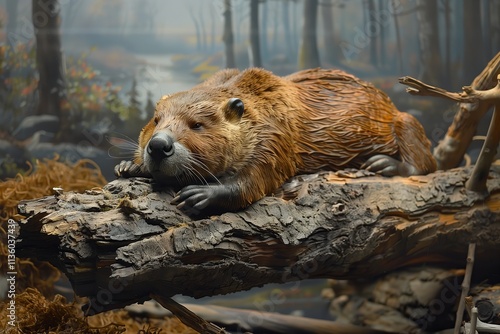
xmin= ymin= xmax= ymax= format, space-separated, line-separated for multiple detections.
xmin=106 ymin=134 xmax=139 ymax=159
xmin=185 ymin=155 xmax=222 ymax=186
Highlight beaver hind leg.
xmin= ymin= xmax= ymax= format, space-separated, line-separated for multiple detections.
xmin=362 ymin=112 xmax=436 ymax=176
xmin=361 ymin=154 xmax=419 ymax=176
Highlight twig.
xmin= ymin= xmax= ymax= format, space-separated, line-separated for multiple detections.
xmin=454 ymin=243 xmax=476 ymax=334
xmin=398 ymin=73 xmax=500 ymax=104
xmin=398 ymin=76 xmax=472 ymax=102
xmin=463 ymin=319 xmax=500 ymax=333
xmin=470 ymin=307 xmax=478 ymax=334
xmin=151 ymin=293 xmax=229 ymax=334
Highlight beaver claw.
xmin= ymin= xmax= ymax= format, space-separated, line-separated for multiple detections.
xmin=114 ymin=160 xmax=149 ymax=178
xmin=172 ymin=184 xmax=234 ymax=213
xmin=361 ymin=154 xmax=417 ymax=177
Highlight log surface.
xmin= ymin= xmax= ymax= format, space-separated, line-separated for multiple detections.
xmin=17 ymin=166 xmax=500 ymax=314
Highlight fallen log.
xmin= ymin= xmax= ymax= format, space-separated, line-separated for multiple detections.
xmin=17 ymin=165 xmax=500 ymax=318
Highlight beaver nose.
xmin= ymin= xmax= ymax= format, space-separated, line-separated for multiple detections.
xmin=147 ymin=133 xmax=175 ymax=160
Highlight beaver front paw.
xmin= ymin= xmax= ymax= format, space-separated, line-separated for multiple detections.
xmin=114 ymin=160 xmax=149 ymax=178
xmin=361 ymin=154 xmax=418 ymax=177
xmin=172 ymin=184 xmax=235 ymax=213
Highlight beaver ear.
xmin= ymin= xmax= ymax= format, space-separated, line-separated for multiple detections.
xmin=225 ymin=98 xmax=244 ymax=122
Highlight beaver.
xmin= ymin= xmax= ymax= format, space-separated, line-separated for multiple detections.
xmin=115 ymin=68 xmax=436 ymax=212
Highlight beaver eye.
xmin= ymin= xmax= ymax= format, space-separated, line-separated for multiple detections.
xmin=191 ymin=122 xmax=203 ymax=130
xmin=228 ymin=98 xmax=244 ymax=118
xmin=153 ymin=115 xmax=160 ymax=125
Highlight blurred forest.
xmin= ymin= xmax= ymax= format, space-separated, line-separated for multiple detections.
xmin=0 ymin=0 xmax=498 ymax=180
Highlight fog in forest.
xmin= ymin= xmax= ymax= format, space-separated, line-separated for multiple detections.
xmin=0 ymin=0 xmax=498 ymax=179
xmin=4 ymin=0 xmax=496 ymax=91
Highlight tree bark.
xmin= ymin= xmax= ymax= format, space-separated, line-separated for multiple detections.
xmin=298 ymin=0 xmax=320 ymax=69
xmin=249 ymin=0 xmax=262 ymax=67
xmin=222 ymin=0 xmax=236 ymax=68
xmin=32 ymin=0 xmax=65 ymax=120
xmin=17 ymin=166 xmax=500 ymax=316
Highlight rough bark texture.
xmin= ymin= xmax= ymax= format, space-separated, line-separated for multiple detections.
xmin=17 ymin=166 xmax=500 ymax=316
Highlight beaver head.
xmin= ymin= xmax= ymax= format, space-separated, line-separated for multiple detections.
xmin=136 ymin=90 xmax=247 ymax=185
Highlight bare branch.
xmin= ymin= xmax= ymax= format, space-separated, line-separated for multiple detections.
xmin=454 ymin=243 xmax=476 ymax=334
xmin=151 ymin=294 xmax=229 ymax=334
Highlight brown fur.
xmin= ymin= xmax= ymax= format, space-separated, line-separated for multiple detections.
xmin=134 ymin=68 xmax=436 ymax=209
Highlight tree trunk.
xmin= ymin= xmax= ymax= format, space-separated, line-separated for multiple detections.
xmin=282 ymin=0 xmax=296 ymax=63
xmin=463 ymin=0 xmax=484 ymax=83
xmin=298 ymin=0 xmax=320 ymax=69
xmin=415 ymin=0 xmax=441 ymax=86
xmin=367 ymin=0 xmax=378 ymax=67
xmin=443 ymin=0 xmax=451 ymax=87
xmin=199 ymin=9 xmax=207 ymax=51
xmin=391 ymin=0 xmax=403 ymax=73
xmin=261 ymin=0 xmax=269 ymax=63
xmin=494 ymin=1 xmax=500 ymax=54
xmin=32 ymin=0 xmax=64 ymax=117
xmin=481 ymin=0 xmax=492 ymax=63
xmin=209 ymin=4 xmax=216 ymax=53
xmin=321 ymin=0 xmax=340 ymax=66
xmin=189 ymin=8 xmax=202 ymax=51
xmin=249 ymin=0 xmax=262 ymax=67
xmin=17 ymin=166 xmax=500 ymax=315
xmin=377 ymin=0 xmax=386 ymax=69
xmin=222 ymin=0 xmax=236 ymax=68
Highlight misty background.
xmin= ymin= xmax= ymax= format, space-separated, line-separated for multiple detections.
xmin=4 ymin=0 xmax=497 ymax=101
xmin=0 ymin=0 xmax=498 ymax=180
